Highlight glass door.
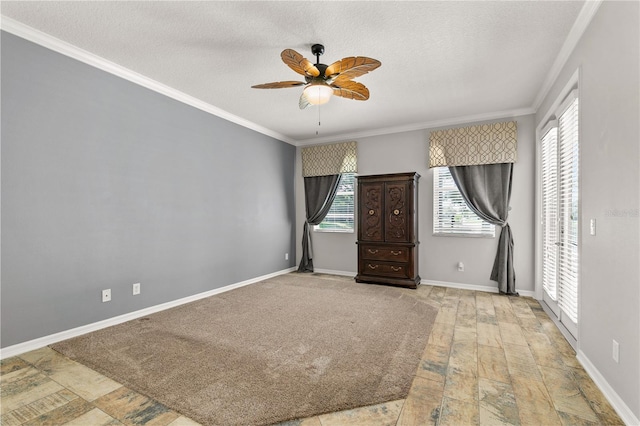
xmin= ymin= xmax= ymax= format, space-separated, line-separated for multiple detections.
xmin=541 ymin=92 xmax=579 ymax=339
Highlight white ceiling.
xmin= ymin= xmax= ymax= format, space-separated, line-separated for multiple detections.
xmin=1 ymin=1 xmax=586 ymax=145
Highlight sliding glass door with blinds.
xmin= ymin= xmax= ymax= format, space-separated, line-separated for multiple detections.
xmin=540 ymin=90 xmax=580 ymax=339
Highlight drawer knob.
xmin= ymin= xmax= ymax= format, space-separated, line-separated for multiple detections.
xmin=367 ymin=249 xmax=379 ymax=254
xmin=391 ymin=266 xmax=402 ymax=271
xmin=393 ymin=209 xmax=400 ymax=215
xmin=368 ymin=264 xmax=379 ymax=270
xmin=368 ymin=209 xmax=375 ymax=216
xmin=391 ymin=250 xmax=402 ymax=255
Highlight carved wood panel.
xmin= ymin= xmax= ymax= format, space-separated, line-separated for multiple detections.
xmin=385 ymin=183 xmax=409 ymax=242
xmin=359 ymin=182 xmax=383 ymax=241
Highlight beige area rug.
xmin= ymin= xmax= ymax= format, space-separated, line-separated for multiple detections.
xmin=51 ymin=273 xmax=438 ymax=425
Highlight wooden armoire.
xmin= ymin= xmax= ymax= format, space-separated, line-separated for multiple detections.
xmin=355 ymin=172 xmax=420 ymax=289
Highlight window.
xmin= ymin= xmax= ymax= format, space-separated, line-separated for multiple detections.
xmin=433 ymin=167 xmax=495 ymax=237
xmin=314 ymin=173 xmax=355 ymax=233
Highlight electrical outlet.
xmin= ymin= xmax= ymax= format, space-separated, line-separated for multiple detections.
xmin=133 ymin=283 xmax=141 ymax=295
xmin=457 ymin=262 xmax=464 ymax=272
xmin=102 ymin=289 xmax=111 ymax=303
xmin=285 ymin=253 xmax=289 ymax=260
xmin=590 ymin=219 xmax=596 ymax=236
xmin=613 ymin=340 xmax=619 ymax=363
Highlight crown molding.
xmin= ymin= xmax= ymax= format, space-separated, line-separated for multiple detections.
xmin=1 ymin=1 xmax=598 ymax=149
xmin=0 ymin=16 xmax=297 ymax=146
xmin=531 ymin=0 xmax=602 ymax=110
xmin=295 ymin=107 xmax=536 ymax=146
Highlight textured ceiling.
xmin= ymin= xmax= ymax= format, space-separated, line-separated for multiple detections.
xmin=1 ymin=1 xmax=585 ymax=144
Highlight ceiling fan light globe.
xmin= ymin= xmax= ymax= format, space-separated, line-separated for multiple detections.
xmin=303 ymin=84 xmax=333 ymax=105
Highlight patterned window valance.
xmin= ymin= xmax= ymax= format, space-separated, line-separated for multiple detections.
xmin=429 ymin=121 xmax=517 ymax=168
xmin=302 ymin=141 xmax=357 ymax=177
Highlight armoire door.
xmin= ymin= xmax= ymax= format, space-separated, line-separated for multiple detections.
xmin=385 ymin=182 xmax=409 ymax=242
xmin=359 ymin=181 xmax=384 ymax=242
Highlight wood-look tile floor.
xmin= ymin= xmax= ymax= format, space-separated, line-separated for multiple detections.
xmin=0 ymin=285 xmax=624 ymax=426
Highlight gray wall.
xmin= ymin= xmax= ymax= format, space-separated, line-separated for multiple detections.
xmin=295 ymin=114 xmax=536 ymax=294
xmin=536 ymin=1 xmax=639 ymax=418
xmin=1 ymin=32 xmax=296 ymax=348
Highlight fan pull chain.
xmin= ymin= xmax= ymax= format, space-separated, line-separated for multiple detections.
xmin=316 ymin=105 xmax=321 ymax=136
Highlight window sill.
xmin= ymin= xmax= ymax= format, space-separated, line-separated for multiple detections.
xmin=432 ymin=232 xmax=495 ymax=239
xmin=313 ymin=229 xmax=355 ymax=234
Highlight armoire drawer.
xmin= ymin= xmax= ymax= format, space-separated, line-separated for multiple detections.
xmin=360 ymin=261 xmax=411 ymax=279
xmin=360 ymin=245 xmax=410 ymax=262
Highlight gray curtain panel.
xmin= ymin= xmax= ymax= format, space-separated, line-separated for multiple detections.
xmin=448 ymin=163 xmax=517 ymax=295
xmin=298 ymin=174 xmax=341 ymax=273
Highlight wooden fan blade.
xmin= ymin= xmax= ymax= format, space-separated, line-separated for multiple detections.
xmin=325 ymin=56 xmax=381 ymax=81
xmin=299 ymin=91 xmax=311 ymax=109
xmin=251 ymin=81 xmax=306 ymax=89
xmin=331 ymin=80 xmax=370 ymax=101
xmin=281 ymin=49 xmax=320 ymax=78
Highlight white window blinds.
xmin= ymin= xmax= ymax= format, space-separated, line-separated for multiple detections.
xmin=557 ymin=94 xmax=580 ymax=324
xmin=314 ymin=173 xmax=355 ymax=232
xmin=541 ymin=122 xmax=558 ymax=300
xmin=433 ymin=167 xmax=495 ymax=237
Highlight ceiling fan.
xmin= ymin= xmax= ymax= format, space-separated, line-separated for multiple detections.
xmin=251 ymin=44 xmax=381 ymax=109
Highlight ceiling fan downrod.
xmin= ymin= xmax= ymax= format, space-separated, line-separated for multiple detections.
xmin=311 ymin=44 xmax=324 ymax=65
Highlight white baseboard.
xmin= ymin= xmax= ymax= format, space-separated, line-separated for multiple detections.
xmin=0 ymin=267 xmax=296 ymax=360
xmin=577 ymin=351 xmax=639 ymax=426
xmin=311 ymin=273 xmax=536 ymax=297
xmin=6 ymin=267 xmax=636 ymax=425
xmin=311 ymin=273 xmax=536 ymax=298
xmin=313 ymin=269 xmax=356 ymax=277
xmin=422 ymin=279 xmax=535 ymax=298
